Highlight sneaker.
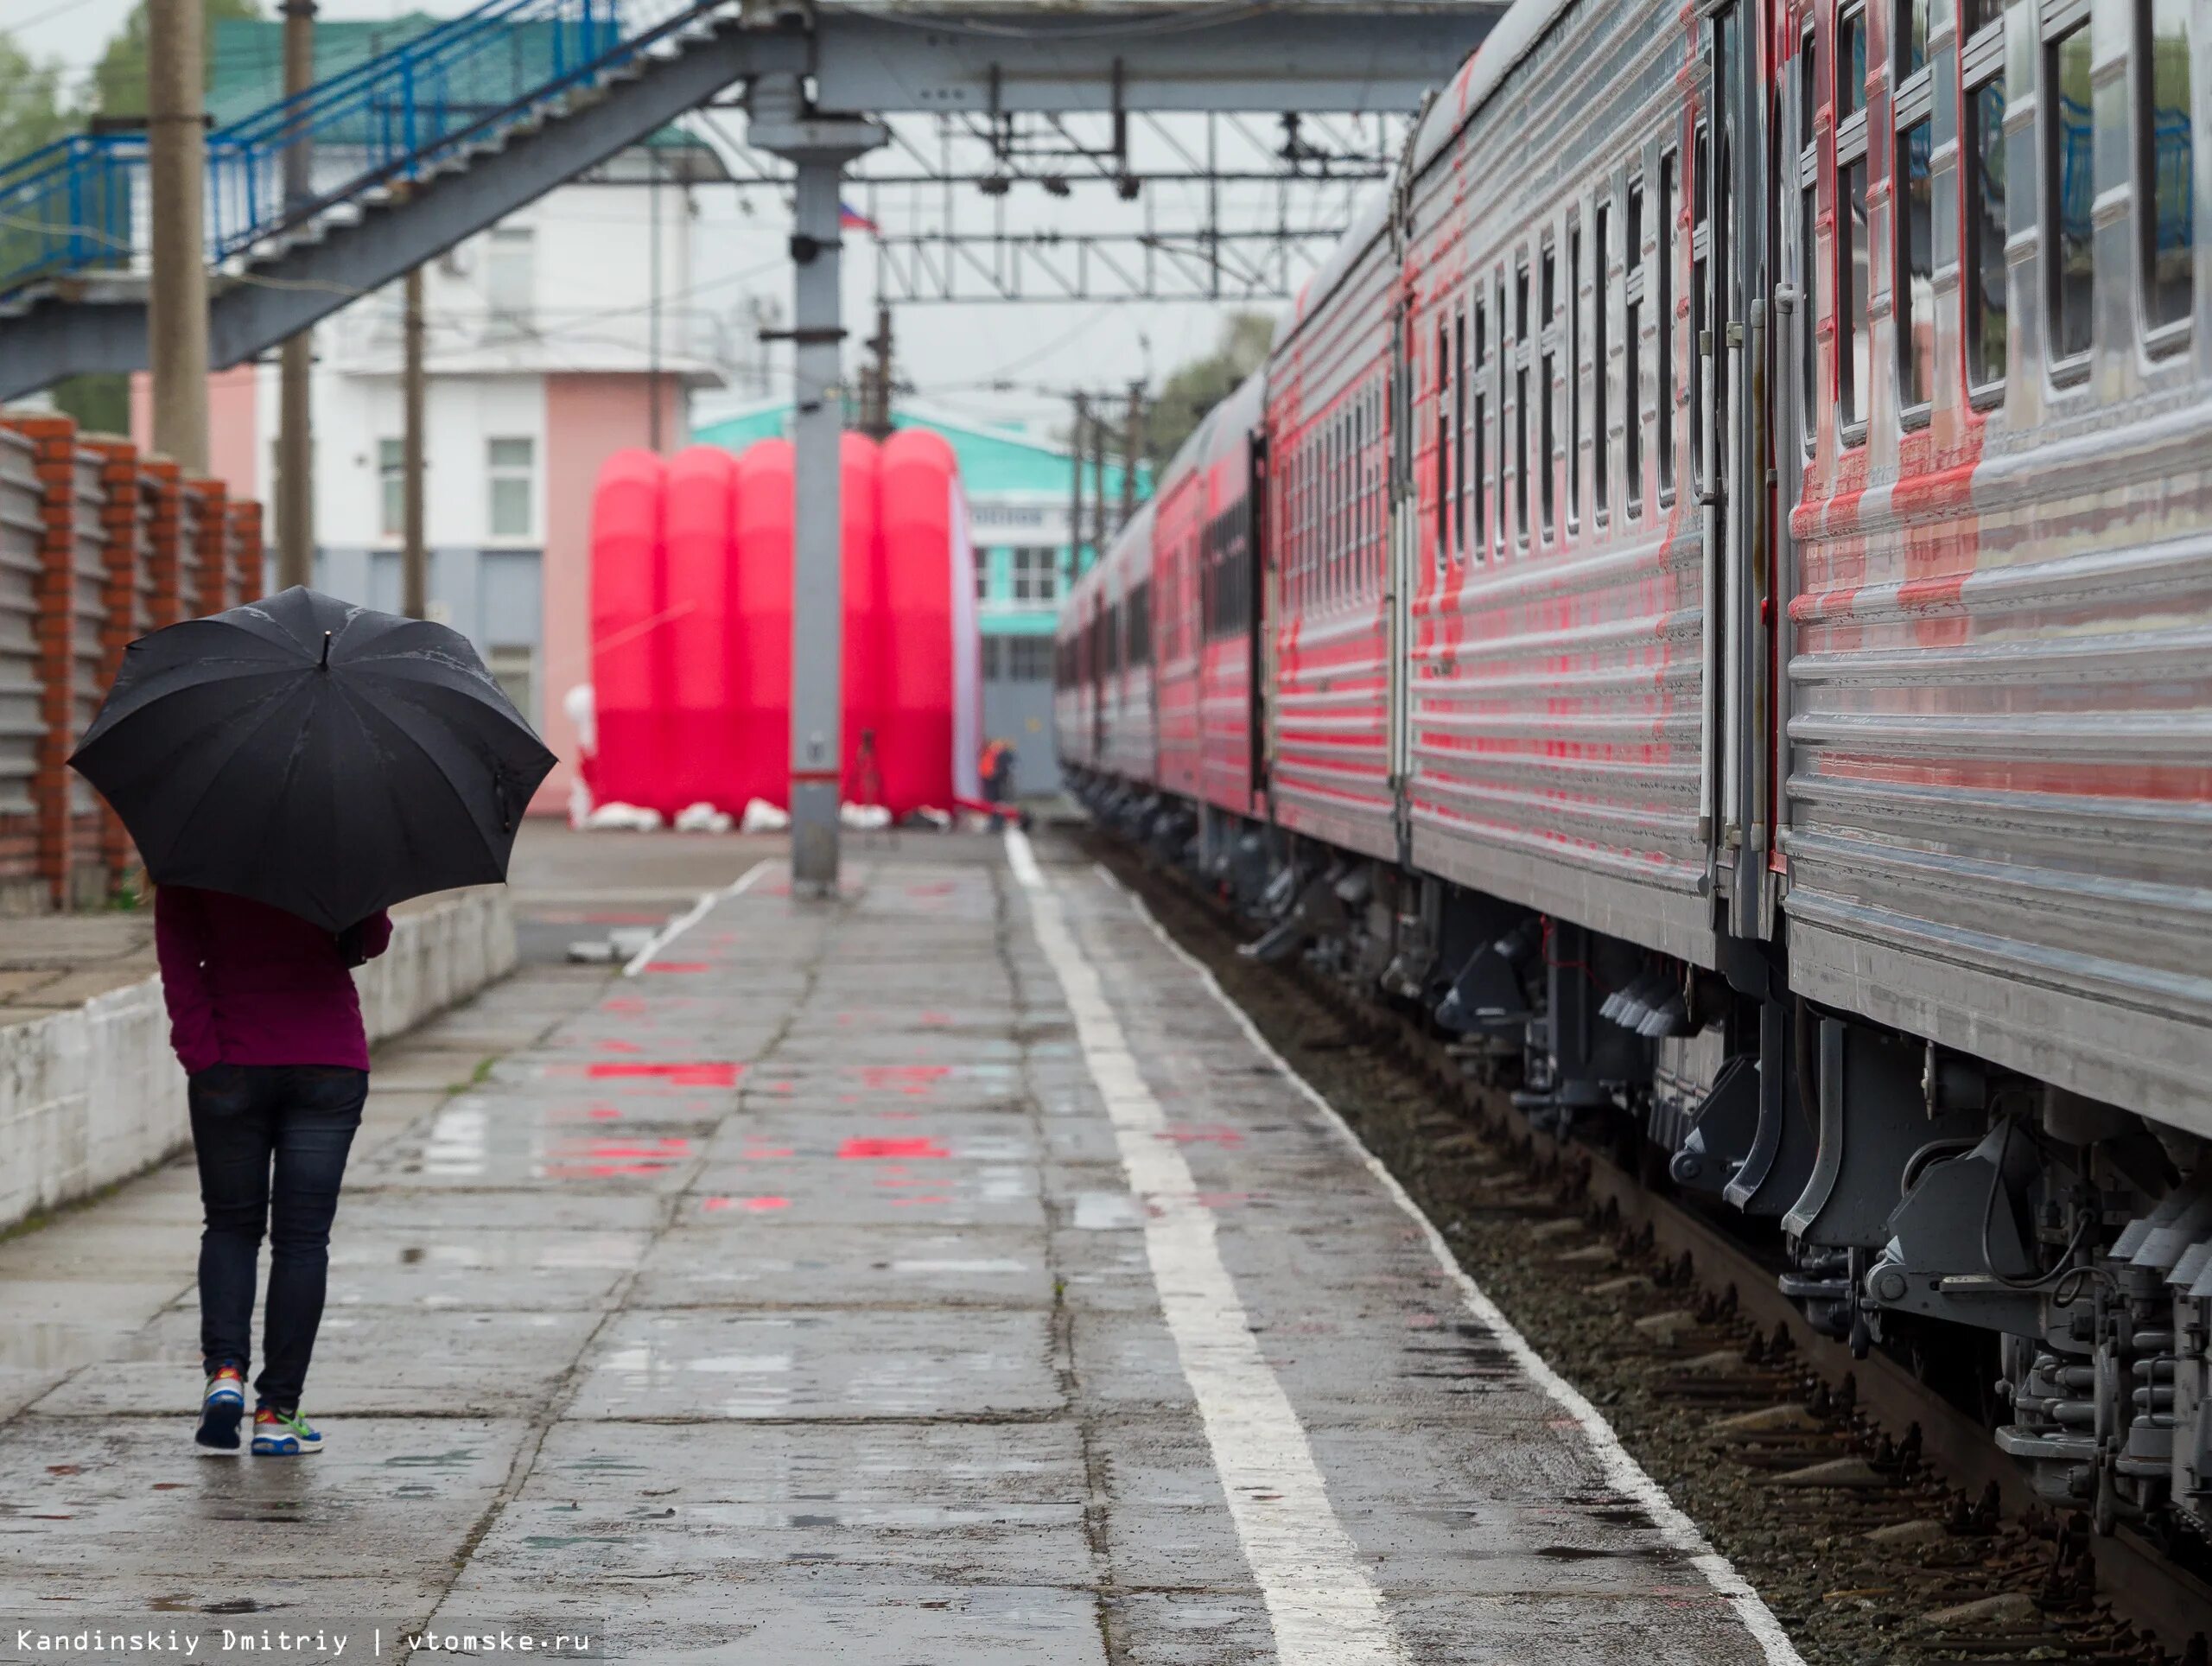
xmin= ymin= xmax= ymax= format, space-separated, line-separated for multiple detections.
xmin=250 ymin=1406 xmax=323 ymax=1457
xmin=195 ymin=1367 xmax=246 ymax=1451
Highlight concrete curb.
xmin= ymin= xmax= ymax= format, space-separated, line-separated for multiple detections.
xmin=0 ymin=888 xmax=516 ymax=1233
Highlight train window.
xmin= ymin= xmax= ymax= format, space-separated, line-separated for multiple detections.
xmin=1541 ymin=242 xmax=1558 ymax=542
xmin=1625 ymin=176 xmax=1644 ymax=514
xmin=2047 ymin=19 xmax=2094 ymax=364
xmin=1897 ymin=0 xmax=1929 ymax=80
xmin=2139 ymin=0 xmax=2193 ymax=338
xmin=1516 ymin=258 xmax=1531 ymax=544
xmin=1453 ymin=307 xmax=1468 ymax=558
xmin=1841 ymin=156 xmax=1871 ymax=427
xmin=1691 ymin=121 xmax=1709 ymax=486
xmin=1567 ymin=219 xmax=1582 ymax=529
xmin=1435 ymin=316 xmax=1451 ymax=569
xmin=1797 ymin=22 xmax=1821 ymax=446
xmin=1840 ymin=4 xmax=1867 ymax=116
xmin=1897 ymin=118 xmax=1935 ymax=411
xmin=1495 ymin=275 xmax=1510 ymax=554
xmin=1800 ymin=22 xmax=1819 ymax=153
xmin=1593 ymin=200 xmax=1610 ymax=519
xmin=1656 ymin=149 xmax=1675 ymax=499
xmin=1472 ymin=301 xmax=1489 ymax=556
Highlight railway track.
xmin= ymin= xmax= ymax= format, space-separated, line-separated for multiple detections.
xmin=1085 ymin=831 xmax=2212 ymax=1666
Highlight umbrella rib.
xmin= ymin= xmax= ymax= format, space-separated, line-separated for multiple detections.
xmin=135 ymin=684 xmax=320 ymax=877
xmin=340 ymin=686 xmax=507 ymax=881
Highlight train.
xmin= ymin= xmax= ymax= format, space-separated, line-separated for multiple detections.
xmin=1058 ymin=0 xmax=2212 ymax=1548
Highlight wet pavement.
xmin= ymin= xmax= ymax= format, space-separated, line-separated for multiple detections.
xmin=0 ymin=830 xmax=1789 ymax=1665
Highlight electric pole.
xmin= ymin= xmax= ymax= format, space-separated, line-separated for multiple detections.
xmin=276 ymin=0 xmax=317 ymax=588
xmin=858 ymin=303 xmax=893 ymax=439
xmin=1120 ymin=381 xmax=1145 ymax=531
xmin=402 ymin=266 xmax=427 ymax=621
xmin=1088 ymin=400 xmax=1109 ymax=561
xmin=1068 ymin=391 xmax=1088 ymax=578
xmin=146 ymin=0 xmax=208 ymax=474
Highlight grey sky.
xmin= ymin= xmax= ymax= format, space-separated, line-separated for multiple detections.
xmin=3 ymin=0 xmax=1372 ymax=437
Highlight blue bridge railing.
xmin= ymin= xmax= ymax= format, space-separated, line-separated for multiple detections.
xmin=0 ymin=0 xmax=711 ymax=300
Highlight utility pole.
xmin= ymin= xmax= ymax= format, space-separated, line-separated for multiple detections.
xmin=858 ymin=303 xmax=893 ymax=439
xmin=276 ymin=0 xmax=317 ymax=589
xmin=146 ymin=0 xmax=208 ymax=474
xmin=1120 ymin=381 xmax=1145 ymax=531
xmin=1089 ymin=400 xmax=1109 ymax=560
xmin=1068 ymin=391 xmax=1088 ymax=578
xmin=401 ymin=266 xmax=427 ymax=621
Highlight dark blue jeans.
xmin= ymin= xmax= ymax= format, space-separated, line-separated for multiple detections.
xmin=188 ymin=1064 xmax=368 ymax=1412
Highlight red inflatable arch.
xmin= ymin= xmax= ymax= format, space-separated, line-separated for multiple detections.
xmin=729 ymin=439 xmax=796 ymax=814
xmin=840 ymin=432 xmax=887 ymax=807
xmin=660 ymin=444 xmax=741 ymax=814
xmin=878 ymin=427 xmax=979 ymax=815
xmin=588 ymin=448 xmax=667 ymax=811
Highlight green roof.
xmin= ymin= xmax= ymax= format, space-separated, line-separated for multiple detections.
xmin=694 ymin=403 xmax=1153 ymax=502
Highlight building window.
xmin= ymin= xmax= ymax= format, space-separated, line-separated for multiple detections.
xmin=487 ymin=644 xmax=536 ymax=725
xmin=486 ymin=226 xmax=536 ymax=340
xmin=976 ymin=554 xmax=994 ymax=602
xmin=1007 ymin=636 xmax=1052 ymax=680
xmin=2140 ymin=0 xmax=2194 ymax=337
xmin=1011 ymin=544 xmax=1058 ymax=601
xmin=487 ymin=438 xmax=535 ymax=540
xmin=378 ymin=437 xmax=404 ymax=539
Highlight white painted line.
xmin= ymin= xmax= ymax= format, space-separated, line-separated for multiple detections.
xmin=1006 ymin=827 xmax=1405 ymax=1666
xmin=1090 ymin=858 xmax=1811 ymax=1666
xmin=620 ymin=860 xmax=776 ymax=977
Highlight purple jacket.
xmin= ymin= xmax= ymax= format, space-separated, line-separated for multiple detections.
xmin=155 ymin=887 xmax=393 ymax=1076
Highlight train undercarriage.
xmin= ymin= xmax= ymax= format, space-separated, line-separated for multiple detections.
xmin=1071 ymin=771 xmax=2212 ymax=1554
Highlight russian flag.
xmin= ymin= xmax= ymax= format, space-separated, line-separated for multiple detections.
xmin=839 ymin=201 xmax=880 ymax=236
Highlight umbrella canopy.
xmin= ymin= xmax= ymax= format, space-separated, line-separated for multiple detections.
xmin=71 ymin=587 xmax=556 ymax=932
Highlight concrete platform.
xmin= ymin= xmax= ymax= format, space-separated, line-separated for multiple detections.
xmin=0 ymin=831 xmax=1795 ymax=1666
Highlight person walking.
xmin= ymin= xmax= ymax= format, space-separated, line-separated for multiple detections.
xmin=157 ymin=885 xmax=393 ymax=1456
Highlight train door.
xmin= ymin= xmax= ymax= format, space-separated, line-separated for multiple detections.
xmin=1385 ymin=300 xmax=1414 ymax=858
xmin=1700 ymin=0 xmax=1775 ymax=943
xmin=1246 ymin=428 xmax=1270 ymax=802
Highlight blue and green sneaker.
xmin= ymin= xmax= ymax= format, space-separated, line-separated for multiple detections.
xmin=251 ymin=1405 xmax=324 ymax=1456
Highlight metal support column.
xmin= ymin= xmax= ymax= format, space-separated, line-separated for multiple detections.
xmin=749 ymin=79 xmax=885 ymax=894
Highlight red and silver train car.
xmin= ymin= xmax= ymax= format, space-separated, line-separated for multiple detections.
xmin=1060 ymin=0 xmax=2212 ymax=1542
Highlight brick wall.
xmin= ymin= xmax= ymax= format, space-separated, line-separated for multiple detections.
xmin=0 ymin=415 xmax=275 ymax=913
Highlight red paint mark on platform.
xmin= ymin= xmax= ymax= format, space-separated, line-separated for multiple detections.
xmin=645 ymin=961 xmax=710 ymax=974
xmin=1155 ymin=1123 xmax=1244 ymax=1148
xmin=738 ymin=1146 xmax=794 ymax=1160
xmin=702 ymin=1195 xmax=790 ymax=1213
xmin=853 ymin=1064 xmax=950 ymax=1098
xmin=588 ymin=1107 xmax=623 ymax=1122
xmin=587 ymin=1061 xmax=741 ymax=1088
xmin=1191 ymin=1192 xmax=1254 ymax=1209
xmin=597 ymin=1039 xmax=644 ymax=1054
xmin=919 ymin=1012 xmax=952 ymax=1027
xmin=602 ymin=997 xmax=645 ymax=1014
xmin=890 ymin=1194 xmax=950 ymax=1207
xmin=838 ymin=1137 xmax=950 ymax=1160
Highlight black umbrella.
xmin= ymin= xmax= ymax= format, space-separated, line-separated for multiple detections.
xmin=70 ymin=586 xmax=556 ymax=932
